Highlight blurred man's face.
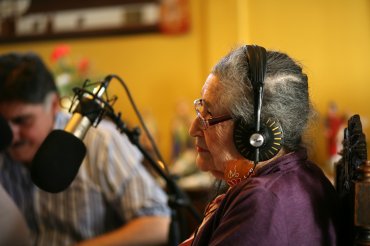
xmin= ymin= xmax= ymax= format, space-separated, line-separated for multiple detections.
xmin=0 ymin=94 xmax=58 ymax=164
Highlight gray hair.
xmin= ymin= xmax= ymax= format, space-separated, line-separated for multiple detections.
xmin=212 ymin=45 xmax=314 ymax=152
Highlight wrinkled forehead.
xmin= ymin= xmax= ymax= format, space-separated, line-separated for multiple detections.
xmin=201 ymin=74 xmax=223 ymax=112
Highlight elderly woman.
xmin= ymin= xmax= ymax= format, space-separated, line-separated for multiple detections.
xmin=181 ymin=45 xmax=347 ymax=245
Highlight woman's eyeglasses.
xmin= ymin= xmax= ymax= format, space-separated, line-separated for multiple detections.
xmin=194 ymin=98 xmax=232 ymax=130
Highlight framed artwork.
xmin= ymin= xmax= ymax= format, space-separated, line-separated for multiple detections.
xmin=0 ymin=0 xmax=166 ymax=43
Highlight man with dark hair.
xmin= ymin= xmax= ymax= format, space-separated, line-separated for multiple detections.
xmin=0 ymin=52 xmax=170 ymax=246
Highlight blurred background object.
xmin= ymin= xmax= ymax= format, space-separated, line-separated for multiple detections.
xmin=324 ymin=101 xmax=347 ymax=182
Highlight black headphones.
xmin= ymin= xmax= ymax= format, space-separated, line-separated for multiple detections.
xmin=233 ymin=45 xmax=283 ymax=164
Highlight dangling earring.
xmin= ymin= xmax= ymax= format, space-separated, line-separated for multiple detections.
xmin=224 ymin=159 xmax=255 ymax=187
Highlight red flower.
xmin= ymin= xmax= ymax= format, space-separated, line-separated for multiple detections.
xmin=77 ymin=58 xmax=90 ymax=76
xmin=51 ymin=44 xmax=71 ymax=63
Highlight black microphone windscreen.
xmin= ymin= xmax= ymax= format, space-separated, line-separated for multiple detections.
xmin=0 ymin=115 xmax=12 ymax=151
xmin=31 ymin=130 xmax=86 ymax=193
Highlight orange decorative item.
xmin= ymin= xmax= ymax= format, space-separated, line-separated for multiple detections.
xmin=224 ymin=159 xmax=255 ymax=187
xmin=159 ymin=0 xmax=190 ymax=34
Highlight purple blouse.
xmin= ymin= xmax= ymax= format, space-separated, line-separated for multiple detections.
xmin=191 ymin=149 xmax=347 ymax=246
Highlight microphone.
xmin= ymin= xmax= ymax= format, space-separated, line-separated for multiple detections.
xmin=0 ymin=115 xmax=13 ymax=151
xmin=31 ymin=77 xmax=112 ymax=193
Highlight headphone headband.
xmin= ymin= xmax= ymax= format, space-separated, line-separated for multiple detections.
xmin=246 ymin=45 xmax=267 ymax=88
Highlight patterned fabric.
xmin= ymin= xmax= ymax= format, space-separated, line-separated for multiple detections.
xmin=224 ymin=159 xmax=255 ymax=187
xmin=0 ymin=112 xmax=170 ymax=246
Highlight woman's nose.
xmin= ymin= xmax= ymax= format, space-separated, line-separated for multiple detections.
xmin=189 ymin=117 xmax=203 ymax=137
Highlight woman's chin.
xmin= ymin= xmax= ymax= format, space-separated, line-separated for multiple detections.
xmin=196 ymin=156 xmax=225 ymax=179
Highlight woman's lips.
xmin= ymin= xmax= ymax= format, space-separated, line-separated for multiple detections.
xmin=196 ymin=145 xmax=208 ymax=152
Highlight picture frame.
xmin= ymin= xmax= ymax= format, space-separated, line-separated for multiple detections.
xmin=0 ymin=0 xmax=161 ymax=43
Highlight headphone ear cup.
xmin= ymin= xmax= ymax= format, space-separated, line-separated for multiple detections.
xmin=233 ymin=118 xmax=284 ymax=162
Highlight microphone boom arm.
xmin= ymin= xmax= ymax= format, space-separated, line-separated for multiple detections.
xmin=108 ymin=111 xmax=201 ymax=245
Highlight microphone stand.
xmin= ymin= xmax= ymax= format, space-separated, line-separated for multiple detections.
xmin=111 ymin=114 xmax=201 ymax=246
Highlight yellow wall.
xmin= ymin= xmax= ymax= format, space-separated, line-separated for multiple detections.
xmin=244 ymin=0 xmax=370 ymax=176
xmin=1 ymin=0 xmax=369 ymax=174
